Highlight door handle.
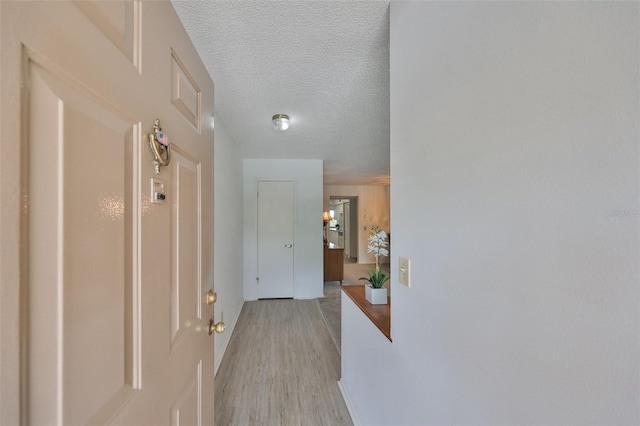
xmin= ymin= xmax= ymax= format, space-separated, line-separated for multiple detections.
xmin=208 ymin=319 xmax=225 ymax=335
xmin=284 ymin=244 xmax=293 ymax=248
xmin=205 ymin=290 xmax=217 ymax=305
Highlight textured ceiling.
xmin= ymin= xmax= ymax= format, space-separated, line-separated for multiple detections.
xmin=172 ymin=0 xmax=390 ymax=185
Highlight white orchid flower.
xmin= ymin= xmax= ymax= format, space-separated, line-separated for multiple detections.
xmin=365 ymin=225 xmax=389 ymax=275
xmin=366 ymin=228 xmax=389 ymax=258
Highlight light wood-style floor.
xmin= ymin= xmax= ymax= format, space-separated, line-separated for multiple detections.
xmin=214 ymin=299 xmax=353 ymax=426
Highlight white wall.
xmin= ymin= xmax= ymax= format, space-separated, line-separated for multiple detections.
xmin=341 ymin=2 xmax=639 ymax=425
xmin=324 ymin=185 xmax=390 ymax=263
xmin=213 ymin=115 xmax=245 ymax=375
xmin=244 ymin=159 xmax=324 ymax=300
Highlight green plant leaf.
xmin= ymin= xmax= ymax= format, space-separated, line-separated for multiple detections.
xmin=359 ymin=269 xmax=390 ymax=289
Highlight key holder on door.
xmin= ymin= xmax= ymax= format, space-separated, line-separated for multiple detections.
xmin=148 ymin=118 xmax=171 ymax=174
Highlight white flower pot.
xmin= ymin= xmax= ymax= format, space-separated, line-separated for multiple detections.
xmin=365 ymin=284 xmax=388 ymax=305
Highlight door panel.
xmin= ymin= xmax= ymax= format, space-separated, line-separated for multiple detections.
xmin=171 ymin=51 xmax=201 ymax=130
xmin=171 ymin=150 xmax=201 ymax=347
xmin=72 ymin=0 xmax=140 ymax=68
xmin=28 ymin=63 xmax=138 ymax=425
xmin=258 ymin=181 xmax=295 ymax=299
xmin=171 ymin=362 xmax=202 ymax=426
xmin=169 ymin=148 xmax=211 ymax=425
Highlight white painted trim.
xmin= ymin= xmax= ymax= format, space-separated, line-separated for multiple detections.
xmin=315 ymin=299 xmax=340 ymax=355
xmin=214 ymin=304 xmax=242 ymax=377
xmin=337 ymin=379 xmax=360 ymax=426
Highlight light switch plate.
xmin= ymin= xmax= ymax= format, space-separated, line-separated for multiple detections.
xmin=399 ymin=256 xmax=411 ymax=287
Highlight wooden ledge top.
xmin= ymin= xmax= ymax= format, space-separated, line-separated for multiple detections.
xmin=342 ymin=285 xmax=391 ymax=342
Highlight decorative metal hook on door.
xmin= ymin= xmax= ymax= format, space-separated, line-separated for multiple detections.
xmin=148 ymin=118 xmax=171 ymax=174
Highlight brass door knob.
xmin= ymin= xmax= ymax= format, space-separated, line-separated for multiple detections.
xmin=208 ymin=319 xmax=225 ymax=335
xmin=205 ymin=290 xmax=217 ymax=305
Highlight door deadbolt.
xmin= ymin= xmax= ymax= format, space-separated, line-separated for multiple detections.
xmin=206 ymin=290 xmax=217 ymax=305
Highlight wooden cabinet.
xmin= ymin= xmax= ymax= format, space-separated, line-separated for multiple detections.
xmin=324 ymin=243 xmax=344 ymax=284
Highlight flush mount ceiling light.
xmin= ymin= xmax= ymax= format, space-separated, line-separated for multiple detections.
xmin=272 ymin=114 xmax=290 ymax=131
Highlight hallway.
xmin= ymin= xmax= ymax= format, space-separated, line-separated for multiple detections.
xmin=214 ymin=299 xmax=352 ymax=426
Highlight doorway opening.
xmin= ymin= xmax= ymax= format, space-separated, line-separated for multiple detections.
xmin=329 ymin=196 xmax=358 ymax=263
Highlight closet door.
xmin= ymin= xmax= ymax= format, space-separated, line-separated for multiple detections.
xmin=257 ymin=180 xmax=295 ymax=298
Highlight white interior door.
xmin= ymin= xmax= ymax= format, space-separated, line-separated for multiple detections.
xmin=257 ymin=181 xmax=295 ymax=298
xmin=0 ymin=1 xmax=215 ymax=424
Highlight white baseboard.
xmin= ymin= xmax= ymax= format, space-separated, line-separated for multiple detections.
xmin=214 ymin=304 xmax=242 ymax=377
xmin=337 ymin=379 xmax=360 ymax=426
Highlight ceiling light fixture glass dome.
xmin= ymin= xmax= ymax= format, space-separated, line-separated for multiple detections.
xmin=272 ymin=114 xmax=290 ymax=131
